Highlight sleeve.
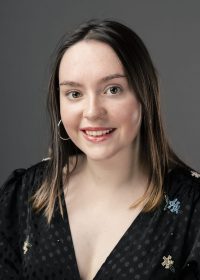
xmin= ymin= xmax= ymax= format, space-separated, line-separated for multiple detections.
xmin=180 ymin=175 xmax=200 ymax=279
xmin=0 ymin=169 xmax=26 ymax=280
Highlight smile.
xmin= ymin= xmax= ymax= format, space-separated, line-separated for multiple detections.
xmin=80 ymin=127 xmax=116 ymax=142
xmin=85 ymin=129 xmax=114 ymax=137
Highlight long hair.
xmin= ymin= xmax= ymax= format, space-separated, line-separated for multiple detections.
xmin=32 ymin=19 xmax=188 ymax=223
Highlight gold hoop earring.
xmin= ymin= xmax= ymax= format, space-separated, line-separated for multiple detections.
xmin=58 ymin=120 xmax=70 ymax=141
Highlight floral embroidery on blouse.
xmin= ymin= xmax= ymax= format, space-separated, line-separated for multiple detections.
xmin=42 ymin=157 xmax=51 ymax=162
xmin=23 ymin=235 xmax=32 ymax=255
xmin=161 ymin=255 xmax=175 ymax=272
xmin=164 ymin=195 xmax=181 ymax=214
xmin=191 ymin=170 xmax=200 ymax=179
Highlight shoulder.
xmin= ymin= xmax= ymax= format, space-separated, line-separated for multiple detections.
xmin=0 ymin=159 xmax=49 ymax=207
xmin=165 ymin=166 xmax=200 ymax=201
xmin=166 ymin=167 xmax=200 ymax=272
xmin=0 ymin=159 xmax=49 ymax=234
xmin=162 ymin=166 xmax=200 ymax=223
xmin=163 ymin=166 xmax=200 ymax=245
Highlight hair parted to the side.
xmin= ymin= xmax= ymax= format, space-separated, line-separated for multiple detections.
xmin=32 ymin=19 xmax=188 ymax=224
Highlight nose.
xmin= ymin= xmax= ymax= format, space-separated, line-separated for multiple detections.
xmin=83 ymin=95 xmax=107 ymax=120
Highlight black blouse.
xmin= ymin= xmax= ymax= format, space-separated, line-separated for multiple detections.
xmin=0 ymin=160 xmax=200 ymax=280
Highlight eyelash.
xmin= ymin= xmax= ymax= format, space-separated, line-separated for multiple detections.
xmin=65 ymin=85 xmax=122 ymax=100
xmin=105 ymin=86 xmax=122 ymax=95
xmin=66 ymin=91 xmax=82 ymax=99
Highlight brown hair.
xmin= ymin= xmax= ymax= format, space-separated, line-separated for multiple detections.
xmin=32 ymin=19 xmax=187 ymax=223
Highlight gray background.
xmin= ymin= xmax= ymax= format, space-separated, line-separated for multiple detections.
xmin=0 ymin=0 xmax=199 ymax=185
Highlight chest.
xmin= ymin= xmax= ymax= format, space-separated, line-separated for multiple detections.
xmin=22 ymin=202 xmax=188 ymax=280
xmin=66 ymin=200 xmax=144 ymax=280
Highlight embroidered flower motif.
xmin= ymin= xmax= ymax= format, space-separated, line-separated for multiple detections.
xmin=164 ymin=195 xmax=181 ymax=214
xmin=42 ymin=157 xmax=51 ymax=161
xmin=191 ymin=170 xmax=200 ymax=178
xmin=23 ymin=236 xmax=32 ymax=254
xmin=162 ymin=255 xmax=175 ymax=272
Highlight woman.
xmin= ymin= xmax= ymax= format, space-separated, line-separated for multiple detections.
xmin=0 ymin=19 xmax=200 ymax=280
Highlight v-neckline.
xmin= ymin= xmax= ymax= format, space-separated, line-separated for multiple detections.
xmin=60 ymin=187 xmax=153 ymax=280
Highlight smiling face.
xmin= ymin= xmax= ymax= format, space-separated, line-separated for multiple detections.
xmin=59 ymin=40 xmax=142 ymax=161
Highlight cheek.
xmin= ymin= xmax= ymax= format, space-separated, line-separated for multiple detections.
xmin=130 ymin=107 xmax=141 ymax=124
xmin=117 ymin=101 xmax=141 ymax=127
xmin=60 ymin=103 xmax=80 ymax=132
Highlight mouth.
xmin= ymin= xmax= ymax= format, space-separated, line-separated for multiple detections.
xmin=80 ymin=128 xmax=116 ymax=138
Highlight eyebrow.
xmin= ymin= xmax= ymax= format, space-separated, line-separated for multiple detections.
xmin=59 ymin=73 xmax=127 ymax=87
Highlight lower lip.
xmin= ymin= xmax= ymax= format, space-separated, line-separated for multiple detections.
xmin=81 ymin=130 xmax=115 ymax=143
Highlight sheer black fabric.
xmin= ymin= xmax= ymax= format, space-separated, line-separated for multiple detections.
xmin=0 ymin=161 xmax=200 ymax=280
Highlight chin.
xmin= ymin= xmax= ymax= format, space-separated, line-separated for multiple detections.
xmin=84 ymin=149 xmax=120 ymax=161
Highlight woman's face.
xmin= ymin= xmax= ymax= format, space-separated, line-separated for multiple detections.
xmin=59 ymin=40 xmax=142 ymax=161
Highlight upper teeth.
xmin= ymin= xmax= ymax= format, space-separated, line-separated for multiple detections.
xmin=85 ymin=129 xmax=113 ymax=136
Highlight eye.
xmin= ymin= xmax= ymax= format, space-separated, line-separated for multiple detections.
xmin=66 ymin=91 xmax=82 ymax=100
xmin=105 ymin=86 xmax=122 ymax=95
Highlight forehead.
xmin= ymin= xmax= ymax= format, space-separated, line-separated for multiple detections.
xmin=58 ymin=40 xmax=125 ymax=82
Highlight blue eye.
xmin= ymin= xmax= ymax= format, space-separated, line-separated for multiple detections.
xmin=66 ymin=91 xmax=82 ymax=99
xmin=106 ymin=86 xmax=122 ymax=95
